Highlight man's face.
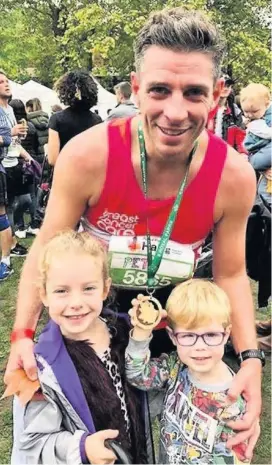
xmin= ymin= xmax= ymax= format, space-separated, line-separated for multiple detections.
xmin=115 ymin=88 xmax=122 ymax=104
xmin=131 ymin=46 xmax=222 ymax=160
xmin=220 ymin=81 xmax=233 ymax=99
xmin=0 ymin=74 xmax=11 ymax=99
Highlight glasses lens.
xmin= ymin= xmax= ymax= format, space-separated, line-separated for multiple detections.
xmin=203 ymin=332 xmax=224 ymax=346
xmin=177 ymin=333 xmax=197 ymax=346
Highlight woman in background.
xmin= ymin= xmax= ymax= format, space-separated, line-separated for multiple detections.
xmin=26 ymin=98 xmax=49 ymax=166
xmin=48 ymin=70 xmax=102 ymax=166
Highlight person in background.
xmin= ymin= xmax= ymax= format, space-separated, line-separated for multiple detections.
xmin=51 ymin=104 xmax=63 ymax=114
xmin=241 ymin=84 xmax=271 ymax=336
xmin=9 ymin=99 xmax=40 ymax=237
xmin=47 ymin=70 xmax=102 ymax=167
xmin=0 ymin=71 xmax=31 ymax=281
xmin=26 ymin=98 xmax=49 ymax=166
xmin=107 ymin=82 xmax=138 ymax=120
xmin=207 ymin=75 xmax=246 ymax=153
xmin=240 ymin=83 xmax=271 ymax=206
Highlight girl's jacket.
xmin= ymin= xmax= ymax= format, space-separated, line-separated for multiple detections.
xmin=18 ymin=318 xmax=153 ymax=464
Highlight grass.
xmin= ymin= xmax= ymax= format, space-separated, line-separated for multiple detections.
xmin=0 ymin=239 xmax=271 ymax=464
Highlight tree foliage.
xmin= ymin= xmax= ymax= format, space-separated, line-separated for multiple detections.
xmin=0 ymin=0 xmax=270 ymax=87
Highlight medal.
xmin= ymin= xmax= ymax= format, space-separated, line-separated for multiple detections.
xmin=138 ymin=121 xmax=198 ymax=301
xmin=134 ymin=296 xmax=163 ymax=330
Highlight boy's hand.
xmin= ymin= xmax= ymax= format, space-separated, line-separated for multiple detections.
xmin=85 ymin=429 xmax=118 ymax=464
xmin=129 ymin=294 xmax=167 ymax=341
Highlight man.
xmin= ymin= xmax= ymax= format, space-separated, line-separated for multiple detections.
xmin=7 ymin=8 xmax=261 ymax=459
xmin=107 ymin=81 xmax=138 ymax=120
xmin=0 ymin=71 xmax=30 ymax=281
xmin=207 ymin=74 xmax=246 ymax=152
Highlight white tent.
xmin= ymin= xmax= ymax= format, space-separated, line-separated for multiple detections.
xmin=21 ymin=80 xmax=61 ymax=114
xmin=10 ymin=78 xmax=117 ymax=119
xmin=92 ymin=76 xmax=117 ymax=119
xmin=9 ymin=80 xmax=27 ymax=101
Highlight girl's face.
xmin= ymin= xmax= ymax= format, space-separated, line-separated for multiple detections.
xmin=41 ymin=252 xmax=111 ymax=340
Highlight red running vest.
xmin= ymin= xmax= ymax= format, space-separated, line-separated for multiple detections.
xmin=82 ymin=117 xmax=227 ymax=257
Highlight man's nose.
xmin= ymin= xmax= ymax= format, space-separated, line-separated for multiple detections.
xmin=164 ymin=94 xmax=188 ymax=122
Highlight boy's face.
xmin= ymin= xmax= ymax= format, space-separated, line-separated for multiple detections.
xmin=168 ymin=321 xmax=231 ymax=375
xmin=41 ymin=252 xmax=111 ymax=340
xmin=242 ymin=97 xmax=269 ymax=121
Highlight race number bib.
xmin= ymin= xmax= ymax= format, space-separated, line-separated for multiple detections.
xmin=108 ymin=235 xmax=195 ymax=289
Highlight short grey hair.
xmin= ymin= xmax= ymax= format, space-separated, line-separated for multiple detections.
xmin=134 ymin=7 xmax=226 ymax=79
xmin=114 ymin=81 xmax=132 ymax=99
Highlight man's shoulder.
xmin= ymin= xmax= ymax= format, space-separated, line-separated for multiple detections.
xmin=221 ymin=146 xmax=256 ymax=206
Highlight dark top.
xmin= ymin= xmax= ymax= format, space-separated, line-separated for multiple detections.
xmin=49 ymin=107 xmax=102 ymax=150
xmin=27 ymin=110 xmax=49 ymax=163
xmin=21 ymin=121 xmax=39 ymax=159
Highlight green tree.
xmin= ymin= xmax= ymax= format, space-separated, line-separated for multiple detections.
xmin=0 ymin=0 xmax=270 ymax=87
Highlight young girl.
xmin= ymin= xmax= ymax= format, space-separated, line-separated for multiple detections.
xmin=125 ymin=279 xmax=250 ymax=465
xmin=12 ymin=230 xmax=150 ymax=464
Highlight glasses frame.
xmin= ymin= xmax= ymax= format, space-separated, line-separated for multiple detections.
xmin=173 ymin=331 xmax=226 ymax=347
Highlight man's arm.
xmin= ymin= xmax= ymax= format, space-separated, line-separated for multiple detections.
xmin=213 ymin=158 xmax=257 ymax=353
xmin=213 ymin=153 xmax=261 ymax=457
xmin=0 ymin=114 xmax=12 ymax=146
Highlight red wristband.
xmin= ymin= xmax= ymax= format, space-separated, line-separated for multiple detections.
xmin=10 ymin=329 xmax=35 ymax=344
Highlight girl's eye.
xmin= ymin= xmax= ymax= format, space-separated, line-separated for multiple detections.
xmin=85 ymin=286 xmax=95 ymax=291
xmin=54 ymin=289 xmax=66 ymax=294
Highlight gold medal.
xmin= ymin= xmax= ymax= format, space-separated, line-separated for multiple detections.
xmin=134 ymin=296 xmax=163 ymax=330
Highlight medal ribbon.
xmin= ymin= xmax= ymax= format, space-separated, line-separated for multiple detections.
xmin=138 ymin=121 xmax=197 ymax=290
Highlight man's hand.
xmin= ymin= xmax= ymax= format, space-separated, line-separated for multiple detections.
xmin=11 ymin=123 xmax=28 ymax=137
xmin=226 ymin=359 xmax=262 ymax=459
xmin=85 ymin=429 xmax=119 ymax=464
xmin=4 ymin=338 xmax=37 ymax=384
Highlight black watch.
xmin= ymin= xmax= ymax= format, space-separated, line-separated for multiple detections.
xmin=238 ymin=349 xmax=265 ymax=367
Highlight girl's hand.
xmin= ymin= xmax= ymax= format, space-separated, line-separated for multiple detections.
xmin=85 ymin=429 xmax=118 ymax=464
xmin=129 ymin=294 xmax=167 ymax=341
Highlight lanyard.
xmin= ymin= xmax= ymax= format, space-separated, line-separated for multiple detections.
xmin=138 ymin=121 xmax=197 ymax=291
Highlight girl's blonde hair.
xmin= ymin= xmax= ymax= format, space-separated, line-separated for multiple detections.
xmin=166 ymin=279 xmax=231 ymax=329
xmin=38 ymin=230 xmax=110 ymax=290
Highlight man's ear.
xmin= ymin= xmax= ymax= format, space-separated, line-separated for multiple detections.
xmin=40 ymin=287 xmax=48 ymax=307
xmin=211 ymin=77 xmax=224 ymax=111
xmin=103 ymin=278 xmax=112 ymax=301
xmin=166 ymin=326 xmax=177 ymax=346
xmin=131 ymin=71 xmax=140 ymax=108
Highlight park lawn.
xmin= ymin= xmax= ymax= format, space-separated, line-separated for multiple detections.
xmin=0 ymin=240 xmax=271 ymax=464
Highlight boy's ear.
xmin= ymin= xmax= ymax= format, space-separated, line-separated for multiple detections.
xmin=103 ymin=278 xmax=112 ymax=301
xmin=166 ymin=326 xmax=177 ymax=346
xmin=224 ymin=324 xmax=232 ymax=342
xmin=40 ymin=287 xmax=48 ymax=307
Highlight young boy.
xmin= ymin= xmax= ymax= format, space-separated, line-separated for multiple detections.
xmin=125 ymin=279 xmax=249 ymax=464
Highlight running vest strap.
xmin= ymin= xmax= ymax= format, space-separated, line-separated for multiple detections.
xmin=82 ymin=117 xmax=227 ymax=289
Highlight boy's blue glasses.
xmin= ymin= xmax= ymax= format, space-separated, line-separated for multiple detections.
xmin=173 ymin=331 xmax=226 ymax=347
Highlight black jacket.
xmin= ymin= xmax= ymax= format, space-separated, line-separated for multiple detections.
xmin=21 ymin=121 xmax=39 ymax=159
xmin=27 ymin=110 xmax=49 ymax=163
